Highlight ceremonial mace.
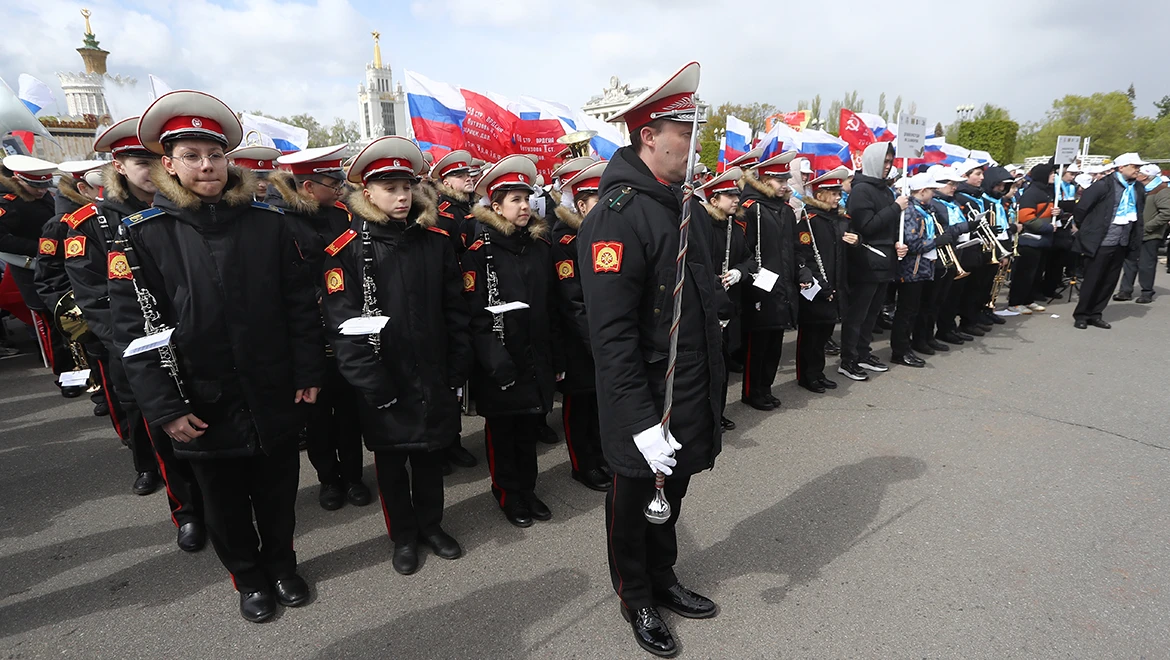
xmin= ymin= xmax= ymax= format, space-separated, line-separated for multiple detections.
xmin=644 ymin=97 xmax=703 ymax=524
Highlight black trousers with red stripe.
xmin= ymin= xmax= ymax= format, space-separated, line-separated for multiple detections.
xmin=484 ymin=414 xmax=541 ymax=507
xmin=796 ymin=321 xmax=834 ymax=385
xmin=374 ymin=450 xmax=445 ymax=545
xmin=305 ymin=361 xmax=364 ymax=486
xmin=29 ymin=310 xmax=76 ymax=375
xmin=742 ymin=329 xmax=784 ymax=400
xmin=91 ymin=354 xmax=129 ymax=441
xmin=562 ymin=392 xmax=605 ymax=474
xmin=188 ymin=442 xmax=300 ymax=593
xmin=144 ymin=419 xmax=203 ymax=528
xmin=605 ymin=474 xmax=691 ymax=609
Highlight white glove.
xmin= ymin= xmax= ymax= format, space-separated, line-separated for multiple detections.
xmin=723 ymin=268 xmax=742 ymax=287
xmin=633 ymin=425 xmax=682 ymax=475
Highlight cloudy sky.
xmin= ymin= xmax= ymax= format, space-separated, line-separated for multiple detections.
xmin=2 ymin=0 xmax=1166 ymax=132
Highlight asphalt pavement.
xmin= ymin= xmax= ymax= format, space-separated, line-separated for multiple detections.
xmin=1 ymin=286 xmax=1168 ymax=659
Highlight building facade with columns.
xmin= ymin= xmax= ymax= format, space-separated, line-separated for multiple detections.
xmin=356 ymin=31 xmax=408 ymax=143
xmin=581 ymin=75 xmax=709 ymax=140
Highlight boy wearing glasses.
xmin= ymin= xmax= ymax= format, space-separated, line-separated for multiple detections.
xmin=265 ymin=146 xmax=372 ymax=512
xmin=107 ymin=91 xmax=325 ymax=623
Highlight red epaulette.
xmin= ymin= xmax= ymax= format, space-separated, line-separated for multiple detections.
xmin=2 ymin=193 xmax=15 ymax=201
xmin=734 ymin=219 xmax=747 ymax=232
xmin=559 ymin=234 xmax=575 ymax=245
xmin=64 ymin=203 xmax=98 ymax=229
xmin=467 ymin=239 xmax=484 ymax=251
xmin=333 ymin=200 xmax=348 ymax=211
xmin=427 ymin=226 xmax=450 ymax=237
xmin=438 ymin=201 xmax=454 ymax=219
xmin=324 ymin=228 xmax=357 ymax=256
xmin=741 ymin=199 xmax=756 ymax=208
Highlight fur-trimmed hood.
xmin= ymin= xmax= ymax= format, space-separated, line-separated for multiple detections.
xmin=739 ymin=169 xmax=778 ymax=198
xmin=554 ymin=204 xmax=583 ymax=231
xmin=266 ymin=170 xmax=320 ymax=215
xmin=344 ymin=186 xmax=437 ymax=229
xmin=0 ymin=173 xmax=38 ymax=202
xmin=470 ymin=203 xmax=548 ymax=240
xmin=100 ymin=162 xmax=133 ymax=204
xmin=56 ymin=176 xmax=93 ymax=208
xmin=702 ymin=201 xmax=733 ymax=223
xmin=435 ymin=180 xmax=471 ymax=204
xmin=802 ymin=194 xmax=839 ymax=212
xmin=149 ymin=161 xmax=257 ymax=210
xmin=417 ymin=179 xmax=439 ymax=207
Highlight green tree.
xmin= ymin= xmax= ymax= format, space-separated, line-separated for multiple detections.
xmin=1018 ymin=91 xmax=1138 ymax=158
xmin=1126 ymin=83 xmax=1136 ymax=102
xmin=698 ymin=102 xmax=779 ymax=152
xmin=827 ymin=100 xmax=843 ymax=133
xmin=248 ymin=111 xmax=360 ymax=148
xmin=1153 ymin=95 xmax=1170 ymax=120
xmin=957 ymin=119 xmax=1019 ymax=164
xmin=891 ymin=95 xmax=903 ymax=122
xmin=324 ymin=118 xmax=360 ymax=146
xmin=974 ymin=104 xmax=1011 ymax=121
xmin=877 ymin=92 xmax=888 ymax=122
xmin=933 ymin=122 xmax=945 ymax=138
xmin=809 ymin=94 xmax=823 ymax=129
xmin=699 ymin=138 xmax=720 ymax=171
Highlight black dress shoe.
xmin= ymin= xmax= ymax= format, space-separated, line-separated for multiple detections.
xmin=764 ymin=394 xmax=782 ymax=407
xmin=719 ymin=416 xmax=736 ymax=431
xmin=445 ymin=444 xmax=477 ymax=468
xmin=176 ymin=522 xmax=205 ymax=552
xmin=346 ymin=481 xmax=372 ymax=506
xmin=133 ymin=471 xmax=160 ymax=496
xmin=956 ymin=330 xmax=975 ymax=341
xmin=799 ymin=380 xmax=826 ymax=394
xmin=239 ymin=590 xmax=276 ymax=623
xmin=653 ymin=583 xmax=718 ymax=619
xmin=1074 ymin=319 xmax=1088 ymax=329
xmin=318 ymin=482 xmax=345 ymax=511
xmin=392 ymin=542 xmax=419 ymax=575
xmin=911 ymin=342 xmax=935 ymax=356
xmin=975 ymin=322 xmax=994 ymax=332
xmin=93 ymin=400 xmax=110 ymax=416
xmin=938 ymin=332 xmax=966 ymax=345
xmin=927 ymin=338 xmax=949 ymax=352
xmin=959 ymin=325 xmax=985 ymax=337
xmin=621 ymin=606 xmax=677 ymax=658
xmin=273 ymin=573 xmax=310 ymax=607
xmin=573 ymin=467 xmax=612 ymax=492
xmin=1088 ymin=318 xmax=1112 ymax=329
xmin=525 ymin=493 xmax=552 ymax=521
xmin=741 ymin=395 xmax=776 ymax=411
xmin=538 ymin=424 xmax=560 ymax=445
xmin=985 ymin=313 xmax=1005 ymax=325
xmin=501 ymin=501 xmax=533 ymax=528
xmin=422 ymin=530 xmax=463 ymax=560
xmin=61 ymin=385 xmax=85 ymax=399
xmin=818 ymin=377 xmax=838 ymax=390
xmin=1113 ymin=292 xmax=1132 ymax=302
xmin=1136 ymin=295 xmax=1154 ymax=304
xmin=892 ymin=353 xmax=926 ymax=368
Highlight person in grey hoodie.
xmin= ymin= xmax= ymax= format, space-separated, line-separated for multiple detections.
xmin=839 ymin=142 xmax=908 ymax=381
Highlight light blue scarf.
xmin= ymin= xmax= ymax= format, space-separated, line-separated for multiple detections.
xmin=1115 ymin=172 xmax=1137 ymax=221
xmin=1145 ymin=176 xmax=1164 ymax=192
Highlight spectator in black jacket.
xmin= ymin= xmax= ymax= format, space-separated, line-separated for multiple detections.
xmin=840 ymin=142 xmax=908 ymax=381
xmin=1071 ymin=153 xmax=1148 ymax=328
xmin=1009 ymin=163 xmax=1056 ymax=315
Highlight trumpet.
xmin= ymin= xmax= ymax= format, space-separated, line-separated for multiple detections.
xmin=974 ymin=215 xmax=1012 ymax=263
xmin=933 ymin=218 xmax=969 ymax=279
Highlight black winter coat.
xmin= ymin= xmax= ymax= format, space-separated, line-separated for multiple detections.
xmin=462 ymin=204 xmax=558 ymax=418
xmin=796 ymin=198 xmax=850 ymax=324
xmin=434 ymin=181 xmax=474 ymax=255
xmin=700 ymin=199 xmax=754 ymax=352
xmin=738 ymin=172 xmax=811 ymax=331
xmin=1073 ymin=174 xmax=1146 ymax=258
xmin=321 ymin=190 xmax=472 ymax=452
xmin=264 ymin=171 xmax=352 ymax=301
xmin=551 ymin=205 xmax=595 ymax=393
xmin=578 ymin=146 xmax=724 ymax=480
xmin=0 ymin=175 xmax=55 ymax=311
xmin=845 ymin=173 xmax=900 ymax=283
xmin=33 ymin=182 xmax=87 ymax=313
xmin=108 ymin=165 xmax=326 ymax=459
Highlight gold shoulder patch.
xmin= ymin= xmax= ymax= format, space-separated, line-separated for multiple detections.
xmin=107 ymin=251 xmax=132 ymax=280
xmin=64 ymin=235 xmax=87 ymax=258
xmin=325 ymin=268 xmax=345 ymax=294
xmin=556 ymin=259 xmax=575 ymax=280
xmin=462 ymin=270 xmax=476 ymax=292
xmin=799 ymin=231 xmax=812 ymax=245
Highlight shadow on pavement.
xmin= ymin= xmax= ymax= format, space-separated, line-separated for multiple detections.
xmin=311 ymin=567 xmax=590 ymax=660
xmin=681 ymin=456 xmax=928 ymax=604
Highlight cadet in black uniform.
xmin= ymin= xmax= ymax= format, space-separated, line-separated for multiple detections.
xmin=226 ymin=144 xmax=281 ymax=201
xmin=107 ymin=91 xmax=325 ymax=623
xmin=267 ymin=145 xmax=372 ymax=511
xmin=68 ymin=117 xmax=204 ymax=545
xmin=577 ymin=62 xmax=722 ymax=658
xmin=794 ymin=167 xmax=856 ymax=392
xmin=463 ymin=155 xmax=559 ymax=528
xmin=322 ymin=136 xmax=472 ymax=575
xmin=550 ymin=160 xmax=613 ymax=492
xmin=427 ymin=149 xmax=479 ymax=470
xmin=696 ymin=166 xmax=754 ymax=429
xmin=738 ymin=151 xmax=813 ymax=410
xmin=0 ymin=155 xmax=81 ymax=395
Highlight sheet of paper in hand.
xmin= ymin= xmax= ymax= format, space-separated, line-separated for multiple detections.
xmin=753 ymin=268 xmax=779 ymax=292
xmin=485 ymin=301 xmax=530 ymax=314
xmin=800 ymin=278 xmax=822 ymax=301
xmin=123 ymin=328 xmax=176 ymax=358
xmin=59 ymin=370 xmax=92 ymax=387
xmin=339 ymin=316 xmax=391 ymax=335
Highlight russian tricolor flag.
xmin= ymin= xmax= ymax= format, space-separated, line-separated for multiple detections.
xmin=854 ymin=112 xmax=896 ymax=142
xmin=17 ymin=74 xmax=55 ymax=115
xmin=405 ymin=69 xmax=468 ymax=157
xmin=922 ymin=137 xmax=969 ymax=166
xmin=723 ymin=115 xmax=751 ymax=166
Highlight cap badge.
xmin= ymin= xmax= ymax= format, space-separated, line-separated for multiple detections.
xmin=191 ymin=118 xmax=203 ymax=128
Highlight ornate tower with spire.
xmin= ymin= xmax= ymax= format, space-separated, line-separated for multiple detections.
xmin=56 ymin=8 xmax=136 ymax=119
xmin=356 ymin=30 xmax=407 ymax=142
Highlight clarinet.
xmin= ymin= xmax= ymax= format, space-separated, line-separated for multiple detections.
xmin=723 ymin=215 xmax=732 ymax=275
xmin=360 ymin=221 xmax=384 ymax=357
xmin=117 ymin=227 xmax=189 ymax=404
xmin=481 ymin=231 xmax=506 ymax=344
xmin=802 ymin=209 xmax=829 ymax=285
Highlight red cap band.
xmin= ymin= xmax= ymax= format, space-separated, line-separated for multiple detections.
xmin=362 ymin=157 xmax=417 ymax=182
xmin=759 ymin=162 xmax=792 ymax=177
xmin=708 ymin=179 xmax=739 ymax=195
xmin=622 ymin=92 xmax=696 ymax=131
xmin=570 ymin=176 xmax=601 ymax=198
xmin=487 ymin=171 xmax=533 ymax=195
xmin=14 ymin=172 xmax=53 ymax=183
xmin=232 ymin=158 xmax=277 ymax=172
xmin=110 ymin=135 xmax=148 ymax=155
xmin=160 ymin=116 xmax=227 ymax=144
xmin=437 ymin=160 xmax=471 ymax=179
xmin=813 ymin=177 xmax=845 ymax=190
